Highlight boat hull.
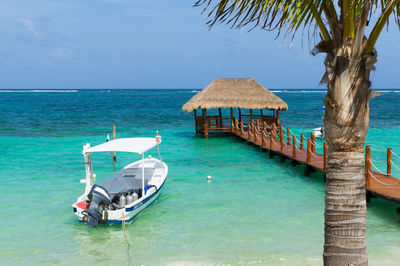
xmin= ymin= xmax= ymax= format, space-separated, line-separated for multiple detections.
xmin=73 ymin=180 xmax=166 ymax=225
xmin=73 ymin=158 xmax=168 ymax=226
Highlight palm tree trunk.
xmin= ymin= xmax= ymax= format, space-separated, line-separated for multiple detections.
xmin=322 ymin=44 xmax=377 ymax=265
xmin=324 ymin=151 xmax=367 ymax=265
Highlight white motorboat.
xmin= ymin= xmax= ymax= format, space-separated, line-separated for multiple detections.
xmin=312 ymin=106 xmax=325 ymax=139
xmin=312 ymin=126 xmax=324 ymax=139
xmin=72 ymin=133 xmax=168 ymax=227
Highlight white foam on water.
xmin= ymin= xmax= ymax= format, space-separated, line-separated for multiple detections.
xmin=0 ymin=89 xmax=78 ymax=93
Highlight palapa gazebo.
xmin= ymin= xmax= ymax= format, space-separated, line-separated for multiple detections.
xmin=182 ymin=78 xmax=288 ymax=136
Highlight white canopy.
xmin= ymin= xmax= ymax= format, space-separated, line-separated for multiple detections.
xmin=83 ymin=138 xmax=159 ymax=155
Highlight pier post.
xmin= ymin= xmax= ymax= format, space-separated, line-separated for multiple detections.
xmin=194 ymin=111 xmax=198 ymax=133
xmin=240 ymin=122 xmax=244 ymax=137
xmin=235 ymin=119 xmax=239 ymax=135
xmin=218 ymin=108 xmax=222 ymax=128
xmin=270 ymin=124 xmax=276 ymax=149
xmin=112 ymin=124 xmax=116 ymax=139
xmin=112 ymin=124 xmax=117 ymax=162
xmin=255 ymin=120 xmax=259 ymax=143
xmin=261 ymin=128 xmax=265 ymax=148
xmin=238 ymin=108 xmax=242 ymax=123
xmin=250 ymin=109 xmax=253 ymax=122
xmin=311 ymin=132 xmax=316 ymax=153
xmin=269 ymin=124 xmax=276 ymax=158
xmin=253 ymin=123 xmax=257 ymax=143
xmin=300 ymin=134 xmax=304 ymax=150
xmin=230 ymin=108 xmax=234 ymax=132
xmin=323 ymin=142 xmax=328 ymax=172
xmin=248 ymin=121 xmax=252 ymax=141
xmin=304 ymin=139 xmax=312 ymax=176
xmin=387 ymin=148 xmax=392 ymax=175
xmin=279 ymin=125 xmax=284 ymax=153
xmin=365 ymin=145 xmax=371 ymax=189
xmin=306 ymin=139 xmax=311 ymax=164
xmin=292 ymin=135 xmax=297 ymax=166
xmin=253 ymin=122 xmax=257 ymax=143
xmin=287 ymin=128 xmax=291 ymax=145
xmin=255 ymin=123 xmax=259 ymax=143
xmin=276 ymin=110 xmax=280 ymax=125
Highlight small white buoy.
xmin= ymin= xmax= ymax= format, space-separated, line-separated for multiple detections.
xmin=207 ymin=175 xmax=212 ymax=180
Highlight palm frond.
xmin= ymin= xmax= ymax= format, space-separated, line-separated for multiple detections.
xmin=195 ymin=0 xmax=331 ymax=40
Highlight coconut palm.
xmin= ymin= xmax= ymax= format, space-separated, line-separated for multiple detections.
xmin=194 ymin=0 xmax=400 ymax=265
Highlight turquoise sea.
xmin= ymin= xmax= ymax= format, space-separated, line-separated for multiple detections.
xmin=1 ymin=89 xmax=400 ymax=265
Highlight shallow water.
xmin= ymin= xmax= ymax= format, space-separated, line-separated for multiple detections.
xmin=0 ymin=89 xmax=399 ymax=265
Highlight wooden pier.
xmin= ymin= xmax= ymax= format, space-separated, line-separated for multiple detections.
xmin=231 ymin=119 xmax=400 ymax=205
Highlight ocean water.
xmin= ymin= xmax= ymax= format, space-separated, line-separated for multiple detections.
xmin=0 ymin=89 xmax=399 ymax=265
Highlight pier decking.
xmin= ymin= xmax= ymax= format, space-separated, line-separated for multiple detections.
xmin=231 ymin=119 xmax=400 ymax=205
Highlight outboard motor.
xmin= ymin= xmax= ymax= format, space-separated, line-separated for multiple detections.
xmin=83 ymin=185 xmax=111 ymax=228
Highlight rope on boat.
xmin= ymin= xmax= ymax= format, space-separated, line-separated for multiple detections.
xmin=368 ymin=171 xmax=400 ymax=186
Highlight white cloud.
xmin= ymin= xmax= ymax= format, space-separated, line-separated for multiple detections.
xmin=50 ymin=43 xmax=75 ymax=61
xmin=17 ymin=17 xmax=40 ymax=37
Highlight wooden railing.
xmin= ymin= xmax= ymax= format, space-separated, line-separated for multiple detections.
xmin=231 ymin=118 xmax=329 ymax=173
xmin=364 ymin=145 xmax=400 ymax=189
xmin=195 ymin=116 xmax=235 ymax=134
xmin=230 ymin=118 xmax=400 ymax=205
xmin=232 ymin=118 xmax=400 ymax=185
xmin=239 ymin=115 xmax=277 ymax=128
xmin=207 ymin=117 xmax=232 ymax=129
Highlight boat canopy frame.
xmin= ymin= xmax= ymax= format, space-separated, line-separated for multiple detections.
xmin=82 ymin=137 xmax=162 ymax=197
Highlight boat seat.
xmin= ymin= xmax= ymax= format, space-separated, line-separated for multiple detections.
xmin=101 ymin=167 xmax=155 ymax=197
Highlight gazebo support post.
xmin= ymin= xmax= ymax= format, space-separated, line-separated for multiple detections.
xmin=250 ymin=109 xmax=253 ymax=123
xmin=276 ymin=110 xmax=280 ymax=125
xmin=202 ymin=108 xmax=208 ymax=136
xmin=218 ymin=108 xmax=222 ymax=128
xmin=193 ymin=110 xmax=197 ymax=133
xmin=238 ymin=108 xmax=242 ymax=123
xmin=260 ymin=109 xmax=263 ymax=117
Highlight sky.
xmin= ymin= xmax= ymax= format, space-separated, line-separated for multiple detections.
xmin=1 ymin=0 xmax=400 ymax=89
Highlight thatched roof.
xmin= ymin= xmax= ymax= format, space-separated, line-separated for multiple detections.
xmin=182 ymin=78 xmax=288 ymax=112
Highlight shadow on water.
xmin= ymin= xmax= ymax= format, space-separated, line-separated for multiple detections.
xmin=73 ymin=221 xmax=134 ymax=264
xmin=367 ymin=198 xmax=400 ymax=224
